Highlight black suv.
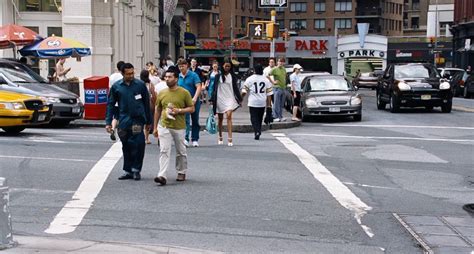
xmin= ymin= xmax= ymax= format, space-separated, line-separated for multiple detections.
xmin=376 ymin=63 xmax=452 ymax=113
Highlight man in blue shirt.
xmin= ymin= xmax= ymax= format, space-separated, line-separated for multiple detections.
xmin=106 ymin=63 xmax=151 ymax=181
xmin=177 ymin=58 xmax=203 ymax=147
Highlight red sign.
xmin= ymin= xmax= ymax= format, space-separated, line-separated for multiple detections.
xmin=250 ymin=42 xmax=286 ymax=52
xmin=295 ymin=40 xmax=328 ymax=55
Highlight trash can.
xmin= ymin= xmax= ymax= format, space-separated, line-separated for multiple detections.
xmin=83 ymin=76 xmax=109 ymax=120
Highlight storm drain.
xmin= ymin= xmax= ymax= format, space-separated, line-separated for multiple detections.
xmin=393 ymin=213 xmax=474 ymax=254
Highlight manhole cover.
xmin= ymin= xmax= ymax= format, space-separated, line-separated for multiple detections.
xmin=463 ymin=204 xmax=474 ymax=214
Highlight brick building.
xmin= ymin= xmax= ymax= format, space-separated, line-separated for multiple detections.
xmin=452 ymin=0 xmax=474 ymax=68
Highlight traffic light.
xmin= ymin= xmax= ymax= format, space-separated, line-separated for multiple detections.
xmin=266 ymin=23 xmax=279 ymax=40
xmin=248 ymin=22 xmax=264 ymax=39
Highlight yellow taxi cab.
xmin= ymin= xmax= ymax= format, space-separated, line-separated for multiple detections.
xmin=0 ymin=90 xmax=52 ymax=134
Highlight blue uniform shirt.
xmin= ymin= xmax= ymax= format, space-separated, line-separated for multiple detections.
xmin=178 ymin=70 xmax=201 ymax=97
xmin=106 ymin=78 xmax=151 ymax=129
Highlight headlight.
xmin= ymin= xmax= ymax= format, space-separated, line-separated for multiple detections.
xmin=440 ymin=82 xmax=450 ymax=90
xmin=305 ymin=98 xmax=318 ymax=107
xmin=41 ymin=97 xmax=61 ymax=104
xmin=398 ymin=81 xmax=411 ymax=91
xmin=0 ymin=102 xmax=26 ymax=110
xmin=350 ymin=96 xmax=362 ymax=105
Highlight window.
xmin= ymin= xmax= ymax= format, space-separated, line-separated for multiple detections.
xmin=314 ymin=0 xmax=326 ymax=12
xmin=212 ymin=13 xmax=219 ymax=25
xmin=290 ymin=19 xmax=307 ymax=30
xmin=314 ymin=19 xmax=326 ymax=29
xmin=19 ymin=0 xmax=61 ymax=12
xmin=335 ymin=0 xmax=352 ymax=12
xmin=412 ymin=0 xmax=420 ymax=10
xmin=249 ymin=0 xmax=253 ymax=10
xmin=411 ymin=17 xmax=419 ymax=29
xmin=212 ymin=0 xmax=219 ymax=5
xmin=290 ymin=2 xmax=307 ymax=12
xmin=241 ymin=16 xmax=246 ymax=28
xmin=335 ymin=19 xmax=352 ymax=29
xmin=241 ymin=0 xmax=245 ymax=10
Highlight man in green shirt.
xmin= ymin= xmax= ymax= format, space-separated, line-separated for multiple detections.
xmin=269 ymin=57 xmax=287 ymax=121
xmin=153 ymin=67 xmax=194 ymax=185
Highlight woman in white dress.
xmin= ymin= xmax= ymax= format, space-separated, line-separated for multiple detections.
xmin=210 ymin=60 xmax=242 ymax=146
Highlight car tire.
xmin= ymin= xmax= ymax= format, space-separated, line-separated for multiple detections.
xmin=301 ymin=110 xmax=310 ymax=122
xmin=376 ymin=92 xmax=386 ymax=110
xmin=51 ymin=120 xmax=71 ymax=127
xmin=441 ymin=102 xmax=452 ymax=113
xmin=389 ymin=93 xmax=400 ymax=113
xmin=353 ymin=114 xmax=362 ymax=121
xmin=2 ymin=127 xmax=26 ymax=134
xmin=425 ymin=106 xmax=433 ymax=111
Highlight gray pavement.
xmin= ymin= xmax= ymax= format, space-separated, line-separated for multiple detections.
xmin=1 ymin=89 xmax=473 ymax=253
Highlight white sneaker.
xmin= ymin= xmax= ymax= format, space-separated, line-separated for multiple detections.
xmin=274 ymin=118 xmax=281 ymax=122
xmin=280 ymin=117 xmax=287 ymax=122
xmin=184 ymin=140 xmax=189 ymax=147
xmin=192 ymin=141 xmax=199 ymax=147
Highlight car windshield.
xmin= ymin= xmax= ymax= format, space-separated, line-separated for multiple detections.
xmin=395 ymin=65 xmax=440 ymax=79
xmin=13 ymin=63 xmax=48 ymax=83
xmin=309 ymin=78 xmax=351 ymax=91
xmin=0 ymin=63 xmax=39 ymax=83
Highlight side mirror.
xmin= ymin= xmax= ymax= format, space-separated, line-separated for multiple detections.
xmin=354 ymin=86 xmax=359 ymax=91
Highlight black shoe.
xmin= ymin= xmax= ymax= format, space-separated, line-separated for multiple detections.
xmin=133 ymin=172 xmax=141 ymax=181
xmin=154 ymin=176 xmax=167 ymax=185
xmin=254 ymin=133 xmax=260 ymax=140
xmin=118 ymin=173 xmax=133 ymax=180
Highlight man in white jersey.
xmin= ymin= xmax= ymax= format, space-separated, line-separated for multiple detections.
xmin=241 ymin=64 xmax=273 ymax=140
xmin=263 ymin=58 xmax=275 ymax=78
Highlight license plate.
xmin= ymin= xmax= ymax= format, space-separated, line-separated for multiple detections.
xmin=72 ymin=107 xmax=81 ymax=113
xmin=329 ymin=107 xmax=340 ymax=112
xmin=421 ymin=94 xmax=431 ymax=100
xmin=38 ymin=114 xmax=46 ymax=121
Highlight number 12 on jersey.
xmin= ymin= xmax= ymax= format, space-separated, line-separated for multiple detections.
xmin=253 ymin=82 xmax=266 ymax=93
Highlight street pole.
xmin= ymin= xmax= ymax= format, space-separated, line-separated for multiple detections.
xmin=230 ymin=0 xmax=234 ymax=59
xmin=434 ymin=0 xmax=438 ymax=67
xmin=270 ymin=10 xmax=276 ymax=58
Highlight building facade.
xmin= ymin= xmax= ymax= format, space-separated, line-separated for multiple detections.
xmin=452 ymin=0 xmax=474 ymax=68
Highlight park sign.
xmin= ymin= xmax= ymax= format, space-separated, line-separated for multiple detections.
xmin=258 ymin=0 xmax=288 ymax=8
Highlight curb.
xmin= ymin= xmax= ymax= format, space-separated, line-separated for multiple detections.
xmin=69 ymin=121 xmax=301 ymax=133
xmin=453 ymin=106 xmax=474 ymax=113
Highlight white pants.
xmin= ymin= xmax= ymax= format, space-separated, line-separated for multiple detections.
xmin=158 ymin=125 xmax=187 ymax=179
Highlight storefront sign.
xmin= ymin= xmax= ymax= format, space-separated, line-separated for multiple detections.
xmin=184 ymin=32 xmax=196 ymax=49
xmin=286 ymin=36 xmax=336 ymax=58
xmin=251 ymin=42 xmax=285 ymax=52
xmin=338 ymin=49 xmax=385 ymax=58
xmin=198 ymin=39 xmax=250 ymax=50
xmin=294 ymin=40 xmax=328 ymax=55
xmin=395 ymin=50 xmax=412 ymax=58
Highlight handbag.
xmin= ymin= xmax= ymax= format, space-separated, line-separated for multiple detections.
xmin=206 ymin=106 xmax=217 ymax=134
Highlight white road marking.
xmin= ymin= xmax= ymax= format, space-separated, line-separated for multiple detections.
xmin=320 ymin=124 xmax=474 ymax=130
xmin=0 ymin=137 xmax=113 ymax=145
xmin=45 ymin=142 xmax=122 ymax=234
xmin=272 ymin=133 xmax=374 ymax=238
xmin=0 ymin=155 xmax=95 ymax=162
xmin=10 ymin=188 xmax=75 ymax=194
xmin=293 ymin=133 xmax=474 ymax=143
xmin=343 ymin=182 xmax=397 ymax=190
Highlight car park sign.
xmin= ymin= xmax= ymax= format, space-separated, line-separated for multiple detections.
xmin=259 ymin=0 xmax=287 ymax=8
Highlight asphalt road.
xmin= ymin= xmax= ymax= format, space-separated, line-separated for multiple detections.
xmin=0 ymin=90 xmax=473 ymax=253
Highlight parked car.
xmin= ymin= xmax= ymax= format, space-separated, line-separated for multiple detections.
xmin=300 ymin=75 xmax=362 ymax=121
xmin=437 ymin=67 xmax=464 ymax=80
xmin=353 ymin=72 xmax=378 ymax=89
xmin=0 ymin=90 xmax=52 ymax=134
xmin=376 ymin=63 xmax=452 ymax=113
xmin=0 ymin=59 xmax=83 ymax=125
xmin=284 ymin=71 xmax=331 ymax=112
xmin=461 ymin=72 xmax=474 ymax=98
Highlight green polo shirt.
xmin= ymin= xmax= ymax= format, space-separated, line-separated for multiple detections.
xmin=270 ymin=66 xmax=287 ymax=89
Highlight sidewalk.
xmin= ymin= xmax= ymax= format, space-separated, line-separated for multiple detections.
xmin=71 ymin=100 xmax=301 ymax=133
xmin=3 ymin=235 xmax=222 ymax=254
xmin=452 ymin=97 xmax=474 ymax=113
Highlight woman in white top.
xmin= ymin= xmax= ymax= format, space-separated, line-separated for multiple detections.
xmin=289 ymin=64 xmax=304 ymax=121
xmin=209 ymin=60 xmax=243 ymax=146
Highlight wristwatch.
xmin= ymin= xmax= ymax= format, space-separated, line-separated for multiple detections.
xmin=178 ymin=108 xmax=182 ymax=113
